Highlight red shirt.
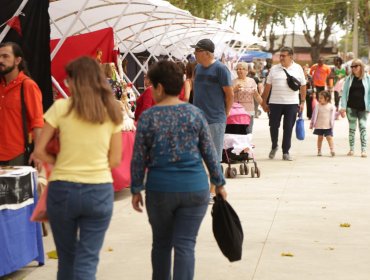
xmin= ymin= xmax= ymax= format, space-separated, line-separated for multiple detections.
xmin=0 ymin=72 xmax=44 ymax=161
xmin=134 ymin=86 xmax=155 ymax=121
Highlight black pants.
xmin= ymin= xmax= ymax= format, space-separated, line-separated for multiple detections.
xmin=268 ymin=104 xmax=299 ymax=154
xmin=305 ymin=89 xmax=314 ymax=119
xmin=0 ymin=153 xmax=25 ymax=166
xmin=334 ymin=91 xmax=340 ymax=110
xmin=314 ymin=86 xmax=325 ymax=95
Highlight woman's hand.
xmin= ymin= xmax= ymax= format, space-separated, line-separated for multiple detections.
xmin=340 ymin=108 xmax=346 ymax=118
xmin=215 ymin=186 xmax=227 ymax=201
xmin=233 ymin=83 xmax=242 ymax=92
xmin=132 ymin=193 xmax=144 ymax=212
xmin=261 ymin=102 xmax=270 ymax=113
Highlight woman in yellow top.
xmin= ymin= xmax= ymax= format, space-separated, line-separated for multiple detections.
xmin=35 ymin=57 xmax=122 ymax=280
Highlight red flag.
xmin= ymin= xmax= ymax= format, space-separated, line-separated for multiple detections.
xmin=7 ymin=16 xmax=22 ymax=37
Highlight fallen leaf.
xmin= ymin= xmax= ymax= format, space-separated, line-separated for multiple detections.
xmin=340 ymin=223 xmax=351 ymax=228
xmin=47 ymin=250 xmax=58 ymax=259
xmin=107 ymin=247 xmax=113 ymax=252
xmin=281 ymin=252 xmax=294 ymax=257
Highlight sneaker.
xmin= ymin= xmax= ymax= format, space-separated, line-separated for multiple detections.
xmin=317 ymin=151 xmax=322 ymax=156
xmin=269 ymin=147 xmax=278 ymax=159
xmin=282 ymin=153 xmax=293 ymax=161
xmin=361 ymin=151 xmax=367 ymax=158
xmin=347 ymin=150 xmax=354 ymax=156
xmin=331 ymin=151 xmax=335 ymax=157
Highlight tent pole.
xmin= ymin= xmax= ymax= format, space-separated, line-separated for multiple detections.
xmin=50 ymin=0 xmax=90 ymax=61
xmin=113 ymin=0 xmax=132 ymax=30
xmin=51 ymin=76 xmax=69 ymax=99
xmin=50 ymin=16 xmax=64 ymax=38
xmin=133 ymin=13 xmax=179 ymax=82
xmin=120 ymin=6 xmax=157 ymax=62
xmin=0 ymin=0 xmax=29 ymax=43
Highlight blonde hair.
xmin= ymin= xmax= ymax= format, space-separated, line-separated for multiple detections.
xmin=236 ymin=62 xmax=248 ymax=71
xmin=102 ymin=63 xmax=113 ymax=79
xmin=65 ymin=56 xmax=122 ymax=125
xmin=351 ymin=59 xmax=365 ymax=79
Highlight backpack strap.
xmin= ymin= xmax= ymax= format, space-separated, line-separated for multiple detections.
xmin=20 ymin=79 xmax=30 ymax=149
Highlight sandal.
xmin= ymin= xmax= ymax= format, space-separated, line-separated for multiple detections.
xmin=347 ymin=151 xmax=354 ymax=156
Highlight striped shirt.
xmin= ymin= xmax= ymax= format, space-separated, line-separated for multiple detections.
xmin=267 ymin=62 xmax=306 ymax=104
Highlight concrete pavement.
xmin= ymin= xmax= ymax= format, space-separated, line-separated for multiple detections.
xmin=3 ymin=113 xmax=370 ymax=280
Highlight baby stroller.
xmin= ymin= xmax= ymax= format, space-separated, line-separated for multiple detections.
xmin=222 ymin=103 xmax=261 ymax=178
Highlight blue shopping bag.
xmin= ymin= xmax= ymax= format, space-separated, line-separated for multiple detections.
xmin=296 ymin=112 xmax=305 ymax=140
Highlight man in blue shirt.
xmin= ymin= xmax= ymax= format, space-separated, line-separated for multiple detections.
xmin=191 ymin=39 xmax=233 ymax=201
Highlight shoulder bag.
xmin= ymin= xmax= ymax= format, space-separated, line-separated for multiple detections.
xmin=20 ymin=80 xmax=34 ymax=165
xmin=283 ymin=68 xmax=301 ymax=91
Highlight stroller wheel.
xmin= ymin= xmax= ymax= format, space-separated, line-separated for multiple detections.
xmin=230 ymin=167 xmax=237 ymax=178
xmin=251 ymin=167 xmax=255 ymax=178
xmin=256 ymin=166 xmax=261 ymax=178
xmin=243 ymin=163 xmax=249 ymax=175
xmin=239 ymin=164 xmax=245 ymax=175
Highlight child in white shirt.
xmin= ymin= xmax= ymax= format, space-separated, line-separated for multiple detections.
xmin=310 ymin=90 xmax=336 ymax=156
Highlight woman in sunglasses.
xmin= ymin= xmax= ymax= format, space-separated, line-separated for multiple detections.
xmin=340 ymin=59 xmax=370 ymax=157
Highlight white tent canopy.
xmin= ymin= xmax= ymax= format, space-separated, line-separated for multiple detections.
xmin=49 ymin=0 xmax=264 ymax=94
xmin=49 ymin=0 xmax=263 ymax=60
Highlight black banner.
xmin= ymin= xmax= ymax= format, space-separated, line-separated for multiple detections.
xmin=0 ymin=0 xmax=53 ymax=111
xmin=0 ymin=172 xmax=34 ymax=209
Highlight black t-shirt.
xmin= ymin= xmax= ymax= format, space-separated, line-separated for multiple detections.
xmin=347 ymin=77 xmax=365 ymax=111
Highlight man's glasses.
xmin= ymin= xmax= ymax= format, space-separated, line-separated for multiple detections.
xmin=351 ymin=65 xmax=360 ymax=69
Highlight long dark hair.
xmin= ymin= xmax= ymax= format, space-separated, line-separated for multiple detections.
xmin=0 ymin=41 xmax=30 ymax=76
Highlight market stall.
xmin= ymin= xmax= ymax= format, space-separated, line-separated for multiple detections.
xmin=0 ymin=166 xmax=44 ymax=276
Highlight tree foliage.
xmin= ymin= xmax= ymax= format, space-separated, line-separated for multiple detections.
xmin=167 ymin=0 xmax=228 ymax=20
xmin=297 ymin=2 xmax=345 ymax=61
xmin=168 ymin=0 xmax=367 ymax=61
xmin=358 ymin=0 xmax=370 ymax=56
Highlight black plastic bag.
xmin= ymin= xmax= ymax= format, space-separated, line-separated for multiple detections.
xmin=211 ymin=195 xmax=243 ymax=262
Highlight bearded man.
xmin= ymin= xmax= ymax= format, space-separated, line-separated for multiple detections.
xmin=0 ymin=42 xmax=43 ymax=166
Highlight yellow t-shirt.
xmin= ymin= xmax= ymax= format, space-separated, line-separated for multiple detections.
xmin=45 ymin=99 xmax=122 ymax=183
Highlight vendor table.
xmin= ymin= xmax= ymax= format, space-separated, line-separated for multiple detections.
xmin=0 ymin=166 xmax=44 ymax=277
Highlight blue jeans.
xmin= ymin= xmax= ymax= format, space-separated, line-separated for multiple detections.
xmin=146 ymin=189 xmax=209 ymax=280
xmin=47 ymin=181 xmax=114 ymax=280
xmin=208 ymin=122 xmax=226 ymax=162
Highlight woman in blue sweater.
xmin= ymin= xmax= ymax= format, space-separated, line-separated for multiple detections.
xmin=340 ymin=59 xmax=370 ymax=157
xmin=131 ymin=60 xmax=226 ymax=280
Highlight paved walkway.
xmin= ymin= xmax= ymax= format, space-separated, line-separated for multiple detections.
xmin=3 ymin=113 xmax=370 ymax=280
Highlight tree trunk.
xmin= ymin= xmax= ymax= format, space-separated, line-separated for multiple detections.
xmin=311 ymin=47 xmax=320 ymax=63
